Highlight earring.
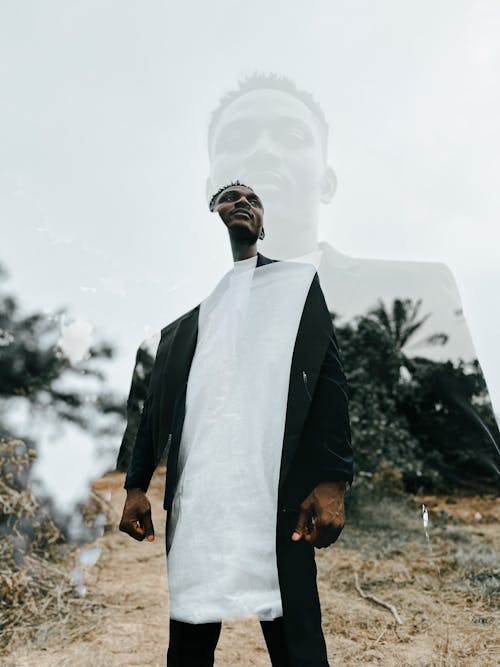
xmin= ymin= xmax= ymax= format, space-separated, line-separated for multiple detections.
xmin=259 ymin=228 xmax=265 ymax=240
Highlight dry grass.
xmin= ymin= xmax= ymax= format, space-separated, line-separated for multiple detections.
xmin=317 ymin=478 xmax=500 ymax=666
xmin=0 ymin=437 xmax=105 ymax=651
xmin=1 ymin=457 xmax=499 ymax=666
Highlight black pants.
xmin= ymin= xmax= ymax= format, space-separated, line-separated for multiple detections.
xmin=167 ymin=616 xmax=291 ymax=666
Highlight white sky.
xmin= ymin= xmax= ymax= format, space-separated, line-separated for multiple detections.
xmin=1 ymin=1 xmax=499 ymax=499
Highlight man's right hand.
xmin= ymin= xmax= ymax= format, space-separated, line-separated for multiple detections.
xmin=119 ymin=488 xmax=155 ymax=542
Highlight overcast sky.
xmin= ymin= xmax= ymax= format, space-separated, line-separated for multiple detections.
xmin=1 ymin=1 xmax=499 ymax=503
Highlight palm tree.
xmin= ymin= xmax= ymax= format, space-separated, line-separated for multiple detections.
xmin=366 ymin=298 xmax=448 ymax=356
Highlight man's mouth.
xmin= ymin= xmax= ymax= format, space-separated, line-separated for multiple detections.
xmin=230 ymin=209 xmax=252 ymax=220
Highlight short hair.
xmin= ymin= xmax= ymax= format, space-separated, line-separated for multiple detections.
xmin=208 ymin=72 xmax=329 ymax=158
xmin=209 ymin=180 xmax=255 ymax=212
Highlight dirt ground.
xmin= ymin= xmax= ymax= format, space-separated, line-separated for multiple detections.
xmin=4 ymin=468 xmax=499 ymax=667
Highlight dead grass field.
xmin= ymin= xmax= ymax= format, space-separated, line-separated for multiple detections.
xmin=3 ymin=468 xmax=499 ymax=667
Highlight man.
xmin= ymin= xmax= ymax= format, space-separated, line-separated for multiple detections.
xmin=119 ymin=182 xmax=353 ymax=666
xmin=117 ymin=73 xmax=498 ymax=487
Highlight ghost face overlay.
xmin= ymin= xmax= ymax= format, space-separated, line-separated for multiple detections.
xmin=208 ymin=89 xmax=336 ymax=257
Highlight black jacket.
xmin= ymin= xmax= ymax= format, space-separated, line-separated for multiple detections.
xmin=124 ymin=252 xmax=353 ymax=666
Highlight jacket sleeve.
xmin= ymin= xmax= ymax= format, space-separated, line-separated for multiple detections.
xmin=122 ymin=335 xmax=162 ymax=493
xmin=123 ymin=392 xmax=157 ymax=492
xmin=116 ymin=342 xmax=157 ymax=472
xmin=312 ymin=326 xmax=354 ymax=484
xmin=305 ymin=275 xmax=354 ymax=485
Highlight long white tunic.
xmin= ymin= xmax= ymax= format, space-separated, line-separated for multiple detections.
xmin=166 ymin=255 xmax=316 ymax=623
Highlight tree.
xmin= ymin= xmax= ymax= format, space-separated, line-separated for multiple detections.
xmin=365 ymin=298 xmax=448 ymax=358
xmin=0 ymin=263 xmax=125 ymax=441
xmin=334 ymin=312 xmax=422 ymax=483
xmin=396 ymin=357 xmax=500 ymax=491
xmin=335 ymin=301 xmax=500 ymax=493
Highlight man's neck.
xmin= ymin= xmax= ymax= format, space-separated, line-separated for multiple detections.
xmin=230 ymin=239 xmax=258 ymax=262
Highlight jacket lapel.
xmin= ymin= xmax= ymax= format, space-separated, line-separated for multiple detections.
xmin=256 ymin=251 xmax=275 ymax=267
xmin=278 ymin=276 xmax=332 ymax=495
xmin=167 ymin=307 xmax=199 ymax=394
xmin=257 ymin=252 xmax=332 ymax=494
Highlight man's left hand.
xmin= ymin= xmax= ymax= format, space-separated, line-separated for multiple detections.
xmin=291 ymin=481 xmax=346 ymax=548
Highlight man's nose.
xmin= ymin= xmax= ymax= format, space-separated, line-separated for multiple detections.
xmin=244 ymin=130 xmax=281 ymax=168
xmin=234 ymin=196 xmax=252 ymax=209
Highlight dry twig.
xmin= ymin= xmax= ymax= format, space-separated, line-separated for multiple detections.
xmin=354 ymin=571 xmax=403 ymax=625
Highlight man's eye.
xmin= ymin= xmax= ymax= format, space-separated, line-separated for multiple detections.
xmin=286 ymin=131 xmax=307 ymax=144
xmin=215 ymin=126 xmax=258 ymax=154
xmin=273 ymin=126 xmax=312 ymax=148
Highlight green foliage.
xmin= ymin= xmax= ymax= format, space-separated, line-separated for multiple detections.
xmin=334 ymin=299 xmax=500 ymax=493
xmin=396 ymin=358 xmax=500 ymax=490
xmin=0 ymin=263 xmax=125 ymax=440
xmin=339 ymin=317 xmax=419 ymax=473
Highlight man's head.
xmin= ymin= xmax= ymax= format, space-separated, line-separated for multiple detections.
xmin=210 ymin=181 xmax=265 ymax=245
xmin=206 ymin=74 xmax=336 ymax=257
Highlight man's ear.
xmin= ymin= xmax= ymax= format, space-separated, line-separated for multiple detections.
xmin=320 ymin=166 xmax=337 ymax=204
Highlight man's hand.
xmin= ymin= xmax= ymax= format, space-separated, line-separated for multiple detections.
xmin=119 ymin=488 xmax=155 ymax=542
xmin=291 ymin=481 xmax=346 ymax=548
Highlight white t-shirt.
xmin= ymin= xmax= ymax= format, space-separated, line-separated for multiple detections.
xmin=166 ymin=254 xmax=316 ymax=623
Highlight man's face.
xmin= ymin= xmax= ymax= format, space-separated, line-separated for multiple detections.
xmin=208 ymin=89 xmax=334 ymax=229
xmin=213 ymin=185 xmax=264 ymax=243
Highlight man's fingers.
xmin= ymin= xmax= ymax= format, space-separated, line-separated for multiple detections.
xmin=311 ymin=516 xmax=344 ymax=548
xmin=119 ymin=510 xmax=154 ymax=542
xmin=292 ymin=507 xmax=312 ymax=541
xmin=142 ymin=510 xmax=155 ymax=542
xmin=119 ymin=491 xmax=155 ymax=543
xmin=119 ymin=518 xmax=146 ymax=541
xmin=291 ymin=507 xmax=344 ymax=548
xmin=292 ymin=483 xmax=347 ymax=548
